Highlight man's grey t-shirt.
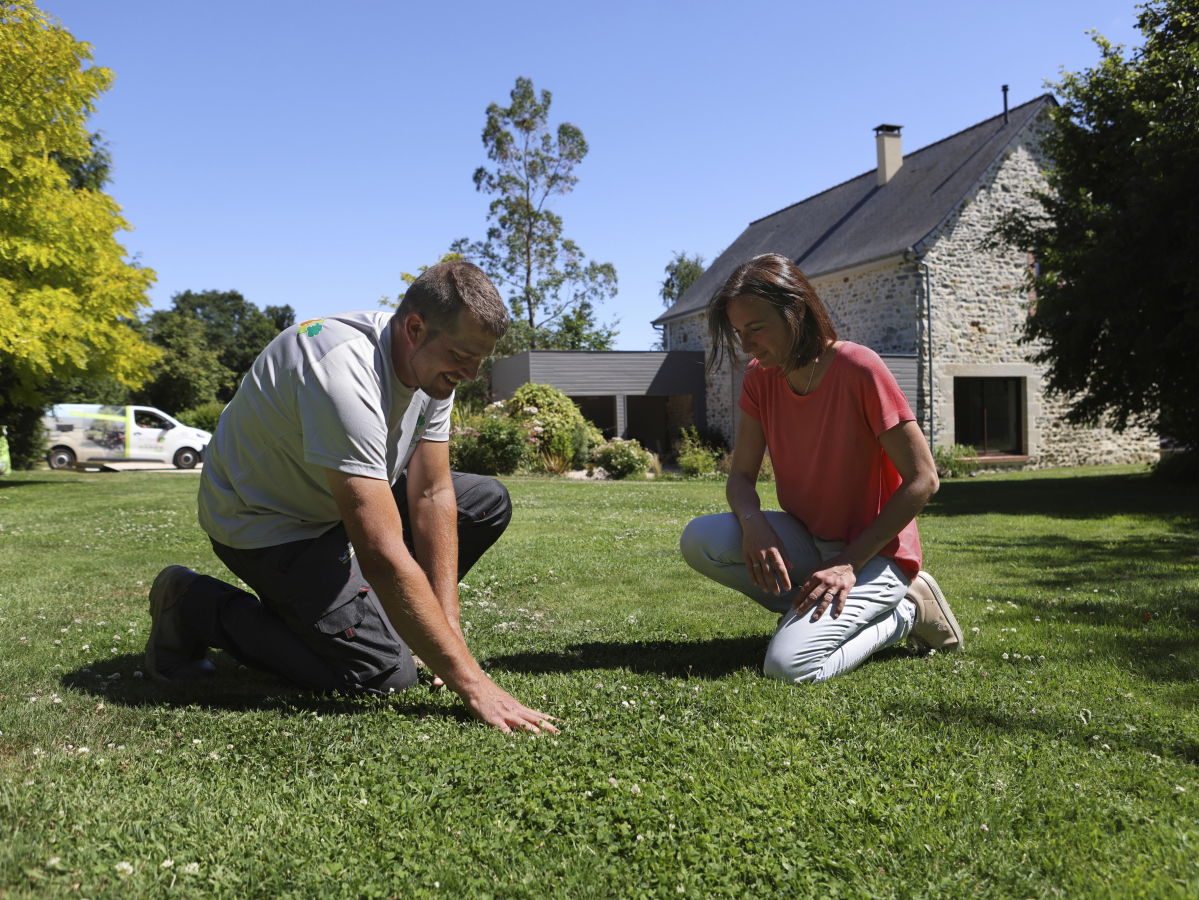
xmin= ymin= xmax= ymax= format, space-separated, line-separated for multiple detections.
xmin=198 ymin=311 xmax=453 ymax=549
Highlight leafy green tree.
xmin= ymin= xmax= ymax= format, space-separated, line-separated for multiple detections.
xmin=466 ymin=76 xmax=617 ymax=349
xmin=169 ymin=290 xmax=293 ymax=397
xmin=660 ymin=251 xmax=706 ymax=306
xmin=137 ymin=311 xmax=232 ymax=414
xmin=989 ymin=0 xmax=1199 ymax=449
xmin=0 ymin=0 xmax=158 ymax=466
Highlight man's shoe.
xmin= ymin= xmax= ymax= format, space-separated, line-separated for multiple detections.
xmin=906 ymin=571 xmax=964 ymax=654
xmin=145 ymin=566 xmax=214 ymax=681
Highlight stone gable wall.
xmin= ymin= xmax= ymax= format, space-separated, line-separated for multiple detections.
xmin=921 ymin=106 xmax=1157 ymax=466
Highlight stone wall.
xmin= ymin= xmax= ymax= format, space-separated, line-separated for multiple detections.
xmin=811 ymin=261 xmax=920 ymax=354
xmin=921 ymin=105 xmax=1156 ymax=466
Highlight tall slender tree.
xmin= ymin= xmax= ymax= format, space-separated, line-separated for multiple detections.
xmin=466 ymin=77 xmax=616 ymax=349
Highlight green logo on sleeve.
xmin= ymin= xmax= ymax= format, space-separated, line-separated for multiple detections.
xmin=409 ymin=414 xmax=426 ymax=447
xmin=296 ymin=318 xmax=325 ymax=338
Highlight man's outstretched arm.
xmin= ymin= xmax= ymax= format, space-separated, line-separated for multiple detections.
xmin=325 ymin=468 xmax=555 ymax=734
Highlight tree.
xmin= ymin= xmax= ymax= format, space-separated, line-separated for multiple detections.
xmin=660 ymin=251 xmax=706 ymax=306
xmin=169 ymin=289 xmax=294 ymax=398
xmin=377 ymin=252 xmax=465 ymax=310
xmin=0 ymin=1 xmax=159 ymax=465
xmin=988 ymin=0 xmax=1199 ymax=450
xmin=137 ymin=311 xmax=232 ymax=413
xmin=466 ymin=76 xmax=617 ymax=349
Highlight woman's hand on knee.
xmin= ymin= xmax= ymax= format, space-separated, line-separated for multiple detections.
xmin=742 ymin=517 xmax=794 ymax=595
xmin=793 ymin=555 xmax=857 ymax=621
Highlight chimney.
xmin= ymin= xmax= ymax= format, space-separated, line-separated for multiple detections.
xmin=874 ymin=124 xmax=903 ymax=185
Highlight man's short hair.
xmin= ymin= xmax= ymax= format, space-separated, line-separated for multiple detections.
xmin=394 ymin=260 xmax=509 ymax=339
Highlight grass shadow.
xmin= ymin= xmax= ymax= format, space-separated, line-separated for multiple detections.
xmin=884 ymin=695 xmax=1199 ymax=765
xmin=57 ymin=653 xmax=467 ymax=721
xmin=490 ymin=635 xmax=770 ymax=680
xmin=927 ymin=472 xmax=1199 ymax=528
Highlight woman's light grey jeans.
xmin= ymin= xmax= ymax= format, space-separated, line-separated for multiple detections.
xmin=680 ymin=511 xmax=915 ymax=683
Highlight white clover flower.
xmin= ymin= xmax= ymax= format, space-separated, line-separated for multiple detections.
xmin=979 ymin=824 xmax=989 ymax=833
xmin=1002 ymin=653 xmax=1009 ymax=660
xmin=183 ymin=862 xmax=200 ymax=874
xmin=161 ymin=859 xmax=174 ymax=869
xmin=608 ymin=777 xmax=617 ymax=786
xmin=48 ymin=857 xmax=60 ymax=866
xmin=584 ymin=790 xmax=592 ymax=797
xmin=81 ymin=644 xmax=89 ymax=650
xmin=192 ymin=739 xmax=201 ymax=745
xmin=1176 ymin=785 xmax=1186 ymax=793
xmin=115 ymin=861 xmax=133 ymax=877
xmin=77 ymin=747 xmax=89 ymax=754
xmin=631 ymin=784 xmax=641 ymax=794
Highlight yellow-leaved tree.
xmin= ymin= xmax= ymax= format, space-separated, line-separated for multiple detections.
xmin=0 ymin=0 xmax=158 ymax=466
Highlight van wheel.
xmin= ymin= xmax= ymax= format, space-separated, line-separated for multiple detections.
xmin=173 ymin=447 xmax=200 ymax=469
xmin=48 ymin=447 xmax=76 ymax=470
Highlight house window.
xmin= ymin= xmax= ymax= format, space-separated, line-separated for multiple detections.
xmin=954 ymin=377 xmax=1023 ymax=455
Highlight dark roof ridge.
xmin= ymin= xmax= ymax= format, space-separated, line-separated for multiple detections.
xmin=747 ymin=93 xmax=1055 ymax=228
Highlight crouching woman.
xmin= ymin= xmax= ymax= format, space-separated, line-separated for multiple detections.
xmin=680 ymin=254 xmax=963 ymax=684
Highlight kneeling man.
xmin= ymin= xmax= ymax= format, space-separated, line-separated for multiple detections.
xmin=146 ymin=261 xmax=554 ymax=733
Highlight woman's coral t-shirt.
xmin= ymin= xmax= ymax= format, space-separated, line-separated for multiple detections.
xmin=738 ymin=341 xmax=922 ymax=580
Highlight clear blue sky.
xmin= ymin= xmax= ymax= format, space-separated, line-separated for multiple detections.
xmin=46 ymin=0 xmax=1140 ymax=350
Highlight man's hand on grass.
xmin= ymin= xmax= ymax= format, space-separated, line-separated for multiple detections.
xmin=460 ymin=677 xmax=559 ymax=735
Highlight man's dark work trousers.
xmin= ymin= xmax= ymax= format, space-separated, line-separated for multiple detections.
xmin=178 ymin=472 xmax=511 ymax=694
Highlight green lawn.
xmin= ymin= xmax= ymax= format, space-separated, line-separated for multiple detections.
xmin=0 ymin=465 xmax=1196 ymax=898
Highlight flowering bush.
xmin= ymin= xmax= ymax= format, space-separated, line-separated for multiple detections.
xmin=506 ymin=383 xmax=599 ymax=468
xmin=592 ymin=437 xmax=652 ymax=479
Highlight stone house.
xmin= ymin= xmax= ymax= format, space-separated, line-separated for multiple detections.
xmin=653 ymin=94 xmax=1158 ymax=467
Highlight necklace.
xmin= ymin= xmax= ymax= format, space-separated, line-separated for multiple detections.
xmin=790 ymin=349 xmax=822 ymax=396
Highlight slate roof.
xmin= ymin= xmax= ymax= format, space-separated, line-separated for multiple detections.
xmin=653 ymin=94 xmax=1056 ymax=326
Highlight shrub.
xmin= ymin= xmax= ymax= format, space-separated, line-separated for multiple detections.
xmin=1152 ymin=450 xmax=1198 ymax=484
xmin=176 ymin=401 xmax=225 ymax=433
xmin=933 ymin=443 xmax=981 ymax=478
xmin=646 ymin=451 xmax=663 ymax=478
xmin=678 ymin=445 xmax=717 ymax=477
xmin=758 ymin=452 xmax=775 ymax=483
xmin=572 ymin=419 xmax=603 ymax=467
xmin=715 ymin=449 xmax=774 ymax=482
xmin=676 ymin=425 xmax=719 ymax=477
xmin=534 ymin=449 xmax=572 ymax=476
xmin=592 ymin=438 xmax=651 ymax=479
xmin=507 ymin=383 xmax=592 ymax=467
xmin=449 ymin=415 xmax=531 ymax=476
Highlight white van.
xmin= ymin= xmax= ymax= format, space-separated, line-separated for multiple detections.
xmin=43 ymin=405 xmax=212 ymax=469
